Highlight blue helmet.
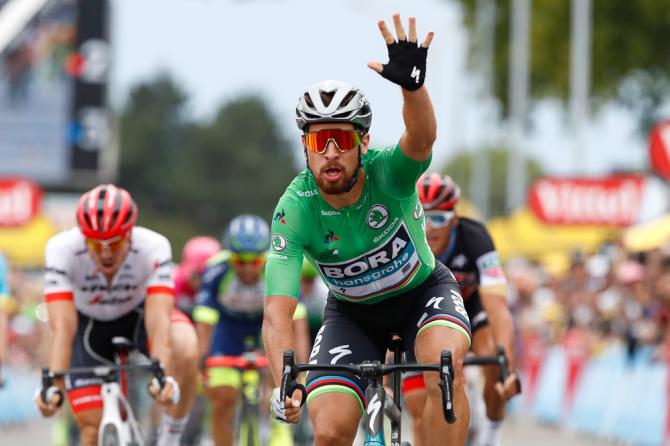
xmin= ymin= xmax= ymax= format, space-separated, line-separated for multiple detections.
xmin=224 ymin=214 xmax=270 ymax=254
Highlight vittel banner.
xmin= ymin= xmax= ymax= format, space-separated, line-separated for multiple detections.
xmin=528 ymin=175 xmax=668 ymax=226
xmin=0 ymin=178 xmax=43 ymax=227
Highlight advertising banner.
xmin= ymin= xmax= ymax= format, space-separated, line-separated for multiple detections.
xmin=0 ymin=177 xmax=42 ymax=226
xmin=528 ymin=175 xmax=668 ymax=226
xmin=649 ymin=120 xmax=670 ymax=180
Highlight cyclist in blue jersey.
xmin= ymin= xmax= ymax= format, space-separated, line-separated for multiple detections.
xmin=194 ymin=214 xmax=309 ymax=446
xmin=0 ymin=251 xmax=10 ymax=387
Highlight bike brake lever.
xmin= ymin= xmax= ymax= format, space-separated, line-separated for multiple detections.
xmin=280 ymin=350 xmax=295 ymax=405
xmin=40 ymin=367 xmax=52 ymax=404
xmin=280 ymin=350 xmax=307 ymax=407
xmin=496 ymin=346 xmax=509 ymax=383
xmin=439 ymin=350 xmax=457 ymax=424
xmin=150 ymin=359 xmax=166 ymax=389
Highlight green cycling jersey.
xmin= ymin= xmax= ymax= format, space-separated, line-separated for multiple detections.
xmin=265 ymin=142 xmax=435 ymax=304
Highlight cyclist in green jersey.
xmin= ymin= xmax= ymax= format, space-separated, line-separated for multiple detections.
xmin=263 ymin=14 xmax=472 ymax=445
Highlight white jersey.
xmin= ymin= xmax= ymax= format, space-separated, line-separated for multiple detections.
xmin=44 ymin=227 xmax=174 ymax=321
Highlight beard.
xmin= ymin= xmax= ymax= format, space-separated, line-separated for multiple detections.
xmin=312 ymin=164 xmax=357 ymax=195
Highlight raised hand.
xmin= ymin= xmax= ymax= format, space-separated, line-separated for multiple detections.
xmin=368 ymin=13 xmax=434 ymax=91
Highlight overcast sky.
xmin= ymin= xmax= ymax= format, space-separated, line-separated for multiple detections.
xmin=110 ymin=0 xmax=648 ymax=176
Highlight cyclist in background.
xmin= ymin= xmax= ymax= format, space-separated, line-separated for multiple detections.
xmin=0 ymin=251 xmax=10 ymax=387
xmin=174 ymin=236 xmax=220 ymax=446
xmin=193 ymin=214 xmax=309 ymax=446
xmin=263 ymin=14 xmax=473 ymax=445
xmin=405 ymin=173 xmax=521 ymax=446
xmin=174 ymin=236 xmax=222 ymax=318
xmin=34 ymin=184 xmax=199 ymax=446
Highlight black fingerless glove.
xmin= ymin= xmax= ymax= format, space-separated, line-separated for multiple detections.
xmin=380 ymin=39 xmax=428 ymax=91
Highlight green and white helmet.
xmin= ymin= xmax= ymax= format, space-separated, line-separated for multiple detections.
xmin=295 ymin=80 xmax=372 ymax=133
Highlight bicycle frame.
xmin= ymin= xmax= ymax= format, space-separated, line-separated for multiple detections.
xmin=238 ymin=368 xmax=262 ymax=446
xmin=98 ymin=377 xmax=144 ymax=446
xmin=208 ymin=353 xmax=268 ymax=446
xmin=42 ymin=360 xmax=165 ymax=446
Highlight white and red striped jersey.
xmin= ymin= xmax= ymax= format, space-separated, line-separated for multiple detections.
xmin=44 ymin=227 xmax=174 ymax=321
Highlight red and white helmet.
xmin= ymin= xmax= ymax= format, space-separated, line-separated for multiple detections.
xmin=76 ymin=184 xmax=138 ymax=240
xmin=417 ymin=173 xmax=461 ymax=211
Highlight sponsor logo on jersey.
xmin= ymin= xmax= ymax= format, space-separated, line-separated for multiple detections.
xmin=413 ymin=201 xmax=423 ymax=220
xmin=153 ymin=259 xmax=171 ymax=270
xmin=316 ymin=223 xmax=421 ymax=301
xmin=354 ymin=193 xmax=369 ymax=211
xmin=367 ymin=204 xmax=389 ymax=229
xmin=268 ymin=252 xmax=288 ymax=260
xmin=477 ymin=251 xmax=505 ymax=278
xmin=451 ymin=254 xmax=467 ymax=269
xmin=45 ymin=267 xmax=67 ymax=276
xmin=320 ymin=210 xmax=340 ymax=216
xmin=273 ymin=209 xmax=286 ymax=224
xmin=373 ymin=217 xmax=398 ymax=244
xmin=272 ymin=233 xmax=287 ymax=251
xmin=88 ymin=295 xmax=133 ymax=305
xmin=323 ymin=230 xmax=339 ymax=244
xmin=296 ymin=189 xmax=318 ymax=198
xmin=319 ymin=248 xmax=339 ymax=259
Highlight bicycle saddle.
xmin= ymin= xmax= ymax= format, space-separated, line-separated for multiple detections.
xmin=111 ymin=336 xmax=135 ymax=353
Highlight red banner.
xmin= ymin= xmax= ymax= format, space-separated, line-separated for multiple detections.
xmin=528 ymin=176 xmax=646 ymax=226
xmin=649 ymin=120 xmax=670 ymax=180
xmin=0 ymin=178 xmax=43 ymax=226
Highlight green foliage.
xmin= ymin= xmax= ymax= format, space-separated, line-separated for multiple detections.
xmin=119 ymin=73 xmax=299 ymax=258
xmin=441 ymin=148 xmax=543 ymax=217
xmin=454 ymin=0 xmax=670 ymax=131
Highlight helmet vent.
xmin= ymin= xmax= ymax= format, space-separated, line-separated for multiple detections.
xmin=340 ymin=90 xmax=356 ymax=108
xmin=319 ymin=90 xmax=335 ymax=107
xmin=332 ymin=111 xmax=352 ymax=119
xmin=303 ymin=93 xmax=314 ymax=108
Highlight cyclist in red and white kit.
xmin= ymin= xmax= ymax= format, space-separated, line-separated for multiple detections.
xmin=404 ymin=173 xmax=521 ymax=446
xmin=34 ymin=184 xmax=199 ymax=446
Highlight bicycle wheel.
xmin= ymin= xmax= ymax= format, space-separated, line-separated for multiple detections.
xmin=100 ymin=424 xmax=121 ymax=446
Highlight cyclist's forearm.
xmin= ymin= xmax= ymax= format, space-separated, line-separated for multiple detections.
xmin=292 ymin=318 xmax=310 ymax=364
xmin=400 ymin=87 xmax=436 ymax=160
xmin=481 ymin=292 xmax=516 ymax=370
xmin=195 ymin=322 xmax=213 ymax=361
xmin=49 ymin=326 xmax=75 ymax=389
xmin=46 ymin=301 xmax=77 ymax=387
xmin=144 ymin=294 xmax=173 ymax=373
xmin=263 ymin=295 xmax=298 ymax=385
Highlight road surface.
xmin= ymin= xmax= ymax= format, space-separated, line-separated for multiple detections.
xmin=0 ymin=414 xmax=624 ymax=445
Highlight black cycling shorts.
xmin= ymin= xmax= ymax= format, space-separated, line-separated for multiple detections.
xmin=465 ymin=291 xmax=488 ymax=334
xmin=304 ymin=262 xmax=471 ymax=412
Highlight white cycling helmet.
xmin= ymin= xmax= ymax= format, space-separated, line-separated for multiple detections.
xmin=295 ymin=80 xmax=372 ymax=133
